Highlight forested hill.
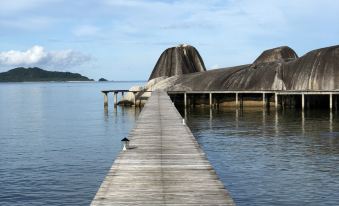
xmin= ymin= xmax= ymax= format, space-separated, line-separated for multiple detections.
xmin=0 ymin=67 xmax=93 ymax=82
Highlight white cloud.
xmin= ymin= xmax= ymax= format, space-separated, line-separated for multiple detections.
xmin=0 ymin=0 xmax=338 ymax=79
xmin=102 ymin=0 xmax=339 ymax=66
xmin=0 ymin=46 xmax=92 ymax=69
xmin=100 ymin=0 xmax=339 ymax=38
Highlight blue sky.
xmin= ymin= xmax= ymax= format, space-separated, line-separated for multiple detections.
xmin=0 ymin=0 xmax=338 ymax=80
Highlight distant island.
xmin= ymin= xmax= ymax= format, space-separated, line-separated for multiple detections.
xmin=98 ymin=78 xmax=108 ymax=81
xmin=0 ymin=67 xmax=93 ymax=82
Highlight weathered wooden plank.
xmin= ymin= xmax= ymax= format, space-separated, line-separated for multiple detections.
xmin=91 ymin=91 xmax=235 ymax=205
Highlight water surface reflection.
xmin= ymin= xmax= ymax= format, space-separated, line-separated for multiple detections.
xmin=0 ymin=82 xmax=142 ymax=206
xmin=179 ymin=106 xmax=339 ymax=206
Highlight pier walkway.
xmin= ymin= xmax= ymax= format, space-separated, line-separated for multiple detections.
xmin=91 ymin=91 xmax=234 ymax=205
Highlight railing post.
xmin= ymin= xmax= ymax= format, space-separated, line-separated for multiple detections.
xmin=184 ymin=92 xmax=187 ymax=107
xmin=209 ymin=93 xmax=212 ymax=107
xmin=275 ymin=93 xmax=278 ymax=109
xmin=263 ymin=93 xmax=266 ymax=107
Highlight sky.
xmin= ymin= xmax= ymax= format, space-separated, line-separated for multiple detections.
xmin=0 ymin=0 xmax=338 ymax=80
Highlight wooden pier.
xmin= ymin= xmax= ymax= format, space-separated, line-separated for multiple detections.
xmin=102 ymin=90 xmax=152 ymax=107
xmin=102 ymin=89 xmax=338 ymax=110
xmin=168 ymin=90 xmax=339 ymax=110
xmin=91 ymin=90 xmax=234 ymax=205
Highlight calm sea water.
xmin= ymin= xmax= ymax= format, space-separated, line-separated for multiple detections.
xmin=0 ymin=82 xmax=143 ymax=206
xmin=1 ymin=83 xmax=338 ymax=206
xmin=181 ymin=107 xmax=339 ymax=206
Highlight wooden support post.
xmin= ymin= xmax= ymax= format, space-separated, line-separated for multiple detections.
xmin=282 ymin=95 xmax=285 ymax=110
xmin=215 ymin=97 xmax=217 ymax=108
xmin=275 ymin=93 xmax=278 ymax=109
xmin=121 ymin=92 xmax=125 ymax=106
xmin=267 ymin=93 xmax=271 ymax=107
xmin=291 ymin=95 xmax=295 ymax=108
xmin=330 ymin=109 xmax=333 ymax=133
xmin=209 ymin=93 xmax=212 ymax=107
xmin=330 ymin=93 xmax=333 ymax=110
xmin=213 ymin=95 xmax=216 ymax=108
xmin=133 ymin=92 xmax=137 ymax=106
xmin=240 ymin=94 xmax=244 ymax=108
xmin=302 ymin=93 xmax=305 ymax=110
xmin=235 ymin=108 xmax=239 ymax=128
xmin=191 ymin=94 xmax=193 ymax=107
xmin=275 ymin=109 xmax=279 ymax=136
xmin=302 ymin=110 xmax=305 ymax=134
xmin=114 ymin=92 xmax=118 ymax=107
xmin=263 ymin=93 xmax=266 ymax=107
xmin=235 ymin=93 xmax=239 ymax=107
xmin=187 ymin=94 xmax=190 ymax=107
xmin=103 ymin=92 xmax=108 ymax=107
xmin=262 ymin=107 xmax=266 ymax=127
xmin=306 ymin=95 xmax=310 ymax=109
xmin=184 ymin=92 xmax=187 ymax=107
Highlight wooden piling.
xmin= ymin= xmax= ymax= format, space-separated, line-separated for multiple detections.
xmin=235 ymin=93 xmax=239 ymax=107
xmin=114 ymin=92 xmax=118 ymax=107
xmin=133 ymin=92 xmax=137 ymax=106
xmin=240 ymin=94 xmax=244 ymax=108
xmin=103 ymin=92 xmax=108 ymax=107
xmin=121 ymin=92 xmax=125 ymax=106
xmin=330 ymin=93 xmax=333 ymax=110
xmin=302 ymin=93 xmax=305 ymax=110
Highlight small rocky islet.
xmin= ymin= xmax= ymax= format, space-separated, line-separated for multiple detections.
xmin=98 ymin=78 xmax=108 ymax=82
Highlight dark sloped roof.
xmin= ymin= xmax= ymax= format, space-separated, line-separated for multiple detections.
xmin=253 ymin=46 xmax=298 ymax=65
xmin=148 ymin=44 xmax=206 ymax=80
xmin=164 ymin=45 xmax=339 ymax=91
xmin=282 ymin=45 xmax=339 ymax=90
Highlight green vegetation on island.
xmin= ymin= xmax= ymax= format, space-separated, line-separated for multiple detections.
xmin=0 ymin=67 xmax=93 ymax=82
